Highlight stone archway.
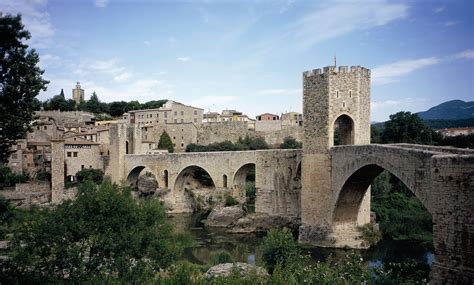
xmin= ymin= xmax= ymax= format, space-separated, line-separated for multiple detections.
xmin=233 ymin=163 xmax=256 ymax=204
xmin=174 ymin=165 xmax=215 ymax=192
xmin=333 ymin=114 xmax=354 ymax=146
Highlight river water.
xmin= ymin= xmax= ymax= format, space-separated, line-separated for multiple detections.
xmin=170 ymin=214 xmax=434 ymax=268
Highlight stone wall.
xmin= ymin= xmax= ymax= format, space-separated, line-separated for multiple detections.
xmin=255 ymin=121 xmax=282 ymax=132
xmin=0 ymin=182 xmax=51 ymax=207
xmin=197 ymin=122 xmax=249 ymax=145
xmin=255 ymin=150 xmax=302 ymax=217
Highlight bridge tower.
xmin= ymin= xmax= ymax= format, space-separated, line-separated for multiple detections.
xmin=299 ymin=65 xmax=371 ymax=245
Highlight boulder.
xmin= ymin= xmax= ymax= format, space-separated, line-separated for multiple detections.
xmin=230 ymin=213 xmax=300 ymax=233
xmin=137 ymin=175 xmax=158 ymax=196
xmin=205 ymin=262 xmax=268 ymax=278
xmin=205 ymin=205 xmax=245 ymax=227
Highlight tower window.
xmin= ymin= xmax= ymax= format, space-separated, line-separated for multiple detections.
xmin=343 ymin=102 xmax=346 ymax=108
xmin=349 ymin=90 xmax=352 ymax=98
xmin=336 ymin=90 xmax=339 ymax=98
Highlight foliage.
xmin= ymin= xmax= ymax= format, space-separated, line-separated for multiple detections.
xmin=371 ymin=171 xmax=433 ymax=247
xmin=192 ymin=167 xmax=214 ymax=187
xmin=186 ymin=136 xmax=269 ymax=152
xmin=158 ymin=131 xmax=174 ymax=153
xmin=75 ymin=168 xmax=104 ymax=184
xmin=245 ymin=181 xmax=256 ymax=213
xmin=35 ymin=169 xmax=51 ymax=181
xmin=0 ymin=14 xmax=49 ymax=163
xmin=424 ymin=118 xmax=474 ymax=129
xmin=211 ymin=251 xmax=234 ymax=265
xmin=0 ymin=197 xmax=15 ymax=239
xmin=358 ymin=222 xmax=382 ymax=247
xmin=381 ymin=112 xmax=437 ymax=144
xmin=373 ymin=259 xmax=430 ymax=284
xmin=279 ymin=136 xmax=302 ymax=149
xmin=80 ymin=91 xmax=109 ymax=114
xmin=260 ymin=227 xmax=299 ymax=273
xmin=3 ymin=181 xmax=182 ymax=282
xmin=43 ymin=89 xmax=76 ymax=111
xmin=224 ymin=194 xmax=239 ymax=207
xmin=0 ymin=166 xmax=28 ymax=188
xmin=438 ymin=133 xmax=474 ymax=148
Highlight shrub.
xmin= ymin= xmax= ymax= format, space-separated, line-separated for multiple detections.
xmin=279 ymin=136 xmax=302 ymax=149
xmin=75 ymin=168 xmax=104 ymax=184
xmin=225 ymin=194 xmax=239 ymax=207
xmin=260 ymin=227 xmax=299 ymax=273
xmin=158 ymin=131 xmax=174 ymax=153
xmin=0 ymin=166 xmax=28 ymax=188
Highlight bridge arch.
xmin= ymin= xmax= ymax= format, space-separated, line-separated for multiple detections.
xmin=126 ymin=165 xmax=157 ymax=188
xmin=174 ymin=165 xmax=216 ymax=191
xmin=232 ymin=163 xmax=256 ymax=199
xmin=332 ymin=113 xmax=355 ymax=146
xmin=332 ymin=163 xmax=432 ymax=225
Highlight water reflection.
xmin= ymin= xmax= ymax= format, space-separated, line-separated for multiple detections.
xmin=170 ymin=214 xmax=433 ymax=267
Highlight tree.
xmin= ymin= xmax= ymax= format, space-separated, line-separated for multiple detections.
xmin=83 ymin=91 xmax=102 ymax=113
xmin=44 ymin=89 xmax=76 ymax=111
xmin=75 ymin=168 xmax=104 ymax=184
xmin=4 ymin=181 xmax=182 ymax=282
xmin=158 ymin=131 xmax=174 ymax=153
xmin=109 ymin=101 xmax=129 ymax=117
xmin=0 ymin=14 xmax=49 ymax=163
xmin=381 ymin=112 xmax=435 ymax=145
xmin=279 ymin=136 xmax=302 ymax=149
xmin=260 ymin=227 xmax=299 ymax=273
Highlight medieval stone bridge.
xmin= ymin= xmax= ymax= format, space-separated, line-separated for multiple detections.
xmin=122 ymin=149 xmax=302 ymax=216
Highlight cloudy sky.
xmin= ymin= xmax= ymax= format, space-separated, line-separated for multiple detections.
xmin=1 ymin=0 xmax=473 ymax=121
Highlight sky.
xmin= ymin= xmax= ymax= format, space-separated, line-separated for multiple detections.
xmin=1 ymin=0 xmax=473 ymax=121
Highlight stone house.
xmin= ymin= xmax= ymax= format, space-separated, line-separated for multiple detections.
xmin=256 ymin=113 xmax=280 ymax=121
xmin=64 ymin=137 xmax=103 ymax=182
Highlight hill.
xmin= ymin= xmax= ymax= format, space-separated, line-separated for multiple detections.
xmin=417 ymin=100 xmax=474 ymax=120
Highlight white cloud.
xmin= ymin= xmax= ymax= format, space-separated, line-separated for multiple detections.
xmin=0 ymin=0 xmax=54 ymax=48
xmin=434 ymin=6 xmax=445 ymax=13
xmin=454 ymin=49 xmax=474 ymax=60
xmin=143 ymin=40 xmax=150 ymax=45
xmin=90 ymin=59 xmax=125 ymax=74
xmin=444 ymin=21 xmax=458 ymax=27
xmin=289 ymin=0 xmax=408 ymax=49
xmin=114 ymin=72 xmax=133 ymax=82
xmin=258 ymin=88 xmax=301 ymax=96
xmin=94 ymin=0 xmax=109 ymax=8
xmin=177 ymin=57 xmax=191 ymax=62
xmin=38 ymin=54 xmax=61 ymax=69
xmin=372 ymin=57 xmax=440 ymax=85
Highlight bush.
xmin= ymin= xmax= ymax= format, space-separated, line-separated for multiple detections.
xmin=158 ymin=131 xmax=174 ymax=153
xmin=225 ymin=194 xmax=239 ymax=207
xmin=0 ymin=166 xmax=28 ymax=188
xmin=35 ymin=170 xmax=51 ymax=181
xmin=4 ymin=181 xmax=183 ymax=282
xmin=279 ymin=136 xmax=302 ymax=149
xmin=75 ymin=168 xmax=104 ymax=184
xmin=259 ymin=227 xmax=299 ymax=273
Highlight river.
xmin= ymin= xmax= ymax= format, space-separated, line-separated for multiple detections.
xmin=170 ymin=214 xmax=434 ymax=269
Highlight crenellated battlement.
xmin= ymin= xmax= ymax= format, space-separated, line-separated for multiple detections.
xmin=303 ymin=65 xmax=370 ymax=77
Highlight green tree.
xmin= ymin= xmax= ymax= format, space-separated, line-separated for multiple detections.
xmin=0 ymin=14 xmax=49 ymax=163
xmin=44 ymin=89 xmax=76 ymax=111
xmin=75 ymin=168 xmax=104 ymax=184
xmin=84 ymin=91 xmax=102 ymax=113
xmin=260 ymin=227 xmax=299 ymax=273
xmin=109 ymin=101 xmax=129 ymax=117
xmin=381 ymin=112 xmax=435 ymax=144
xmin=279 ymin=136 xmax=302 ymax=149
xmin=4 ymin=181 xmax=182 ymax=282
xmin=158 ymin=131 xmax=174 ymax=153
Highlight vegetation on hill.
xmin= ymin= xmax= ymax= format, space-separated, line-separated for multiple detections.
xmin=0 ymin=14 xmax=49 ymax=163
xmin=41 ymin=89 xmax=168 ymax=117
xmin=423 ymin=118 xmax=474 ymax=129
xmin=186 ymin=136 xmax=269 ymax=152
xmin=417 ymin=99 xmax=474 ymax=120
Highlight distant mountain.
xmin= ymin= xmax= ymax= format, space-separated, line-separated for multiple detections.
xmin=417 ymin=100 xmax=474 ymax=120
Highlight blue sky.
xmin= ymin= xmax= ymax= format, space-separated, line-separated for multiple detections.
xmin=1 ymin=0 xmax=473 ymax=121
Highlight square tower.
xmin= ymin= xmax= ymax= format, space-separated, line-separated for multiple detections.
xmin=72 ymin=82 xmax=85 ymax=105
xmin=300 ymin=65 xmax=371 ymax=241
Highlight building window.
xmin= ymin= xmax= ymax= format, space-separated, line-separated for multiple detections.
xmin=343 ymin=102 xmax=346 ymax=108
xmin=81 ymin=165 xmax=85 ymax=169
xmin=11 ymin=154 xmax=17 ymax=159
xmin=89 ymin=165 xmax=92 ymax=168
xmin=164 ymin=119 xmax=168 ymax=123
xmin=180 ymin=111 xmax=184 ymax=115
xmin=194 ymin=118 xmax=197 ymax=123
xmin=223 ymin=174 xmax=228 ymax=188
xmin=67 ymin=152 xmax=72 ymax=157
xmin=44 ymin=126 xmax=47 ymax=130
xmin=173 ymin=136 xmax=176 ymax=140
xmin=336 ymin=90 xmax=339 ymax=98
xmin=194 ymin=110 xmax=197 ymax=115
xmin=174 ymin=111 xmax=177 ymax=116
xmin=156 ymin=113 xmax=159 ymax=118
xmin=174 ymin=119 xmax=177 ymax=123
xmin=73 ymin=152 xmax=78 ymax=157
xmin=164 ymin=170 xmax=169 ymax=188
xmin=349 ymin=90 xmax=352 ymax=98
xmin=164 ymin=112 xmax=168 ymax=118
xmin=180 ymin=119 xmax=184 ymax=123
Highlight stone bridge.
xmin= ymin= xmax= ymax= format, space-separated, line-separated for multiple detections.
xmin=300 ymin=143 xmax=474 ymax=283
xmin=120 ymin=149 xmax=302 ymax=216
